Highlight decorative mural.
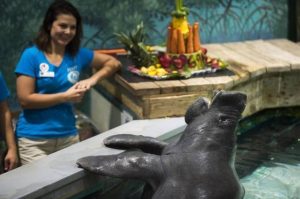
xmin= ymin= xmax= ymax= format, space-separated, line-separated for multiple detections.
xmin=0 ymin=0 xmax=287 ymax=92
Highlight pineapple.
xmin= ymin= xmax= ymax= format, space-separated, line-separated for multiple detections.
xmin=171 ymin=0 xmax=189 ymax=37
xmin=114 ymin=23 xmax=154 ymax=68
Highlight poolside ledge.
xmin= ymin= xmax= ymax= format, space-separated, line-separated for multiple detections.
xmin=0 ymin=117 xmax=186 ymax=199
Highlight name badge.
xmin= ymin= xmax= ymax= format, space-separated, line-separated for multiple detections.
xmin=39 ymin=71 xmax=55 ymax=77
xmin=39 ymin=63 xmax=54 ymax=77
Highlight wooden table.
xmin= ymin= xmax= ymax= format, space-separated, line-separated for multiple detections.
xmin=97 ymin=39 xmax=300 ymax=119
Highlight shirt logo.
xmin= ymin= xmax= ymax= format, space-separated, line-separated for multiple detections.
xmin=40 ymin=63 xmax=49 ymax=72
xmin=39 ymin=63 xmax=54 ymax=77
xmin=67 ymin=71 xmax=79 ymax=84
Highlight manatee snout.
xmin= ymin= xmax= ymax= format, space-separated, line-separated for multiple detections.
xmin=211 ymin=91 xmax=247 ymax=113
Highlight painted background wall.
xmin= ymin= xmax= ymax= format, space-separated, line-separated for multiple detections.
xmin=0 ymin=0 xmax=288 ymax=94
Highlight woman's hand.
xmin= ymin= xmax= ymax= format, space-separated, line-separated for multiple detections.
xmin=63 ymin=83 xmax=88 ymax=103
xmin=0 ymin=100 xmax=19 ymax=171
xmin=17 ymin=75 xmax=90 ymax=109
xmin=4 ymin=148 xmax=19 ymax=171
xmin=76 ymin=53 xmax=122 ymax=90
xmin=75 ymin=78 xmax=98 ymax=90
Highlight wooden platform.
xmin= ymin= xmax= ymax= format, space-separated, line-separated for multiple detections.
xmin=97 ymin=39 xmax=300 ymax=119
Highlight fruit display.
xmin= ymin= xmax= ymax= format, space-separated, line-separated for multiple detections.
xmin=115 ymin=0 xmax=228 ymax=80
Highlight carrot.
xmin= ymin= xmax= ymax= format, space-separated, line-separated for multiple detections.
xmin=166 ymin=26 xmax=172 ymax=53
xmin=198 ymin=23 xmax=202 ymax=47
xmin=94 ymin=48 xmax=127 ymax=55
xmin=170 ymin=28 xmax=178 ymax=54
xmin=187 ymin=25 xmax=194 ymax=53
xmin=177 ymin=29 xmax=186 ymax=54
xmin=193 ymin=22 xmax=201 ymax=52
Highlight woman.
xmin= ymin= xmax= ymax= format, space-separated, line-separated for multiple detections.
xmin=0 ymin=71 xmax=19 ymax=172
xmin=15 ymin=0 xmax=121 ymax=165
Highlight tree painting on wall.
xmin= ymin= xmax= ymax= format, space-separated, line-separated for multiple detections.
xmin=76 ymin=0 xmax=287 ymax=48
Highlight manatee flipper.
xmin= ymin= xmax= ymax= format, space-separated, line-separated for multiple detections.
xmin=184 ymin=97 xmax=209 ymax=124
xmin=77 ymin=151 xmax=163 ymax=181
xmin=104 ymin=134 xmax=168 ymax=155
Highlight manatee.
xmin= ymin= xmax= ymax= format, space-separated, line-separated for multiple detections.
xmin=77 ymin=90 xmax=247 ymax=199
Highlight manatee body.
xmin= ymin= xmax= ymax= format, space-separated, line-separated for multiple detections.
xmin=77 ymin=91 xmax=246 ymax=199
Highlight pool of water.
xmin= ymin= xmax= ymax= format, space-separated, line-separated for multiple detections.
xmin=81 ymin=107 xmax=300 ymax=199
xmin=236 ymin=109 xmax=300 ymax=199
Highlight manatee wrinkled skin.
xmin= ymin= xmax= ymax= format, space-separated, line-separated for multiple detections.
xmin=77 ymin=90 xmax=247 ymax=199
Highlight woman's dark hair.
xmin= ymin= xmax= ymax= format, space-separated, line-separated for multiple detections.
xmin=34 ymin=0 xmax=82 ymax=56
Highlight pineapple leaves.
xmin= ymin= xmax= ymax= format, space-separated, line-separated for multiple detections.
xmin=114 ymin=22 xmax=154 ymax=67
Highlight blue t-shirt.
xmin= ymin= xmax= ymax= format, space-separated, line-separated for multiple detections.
xmin=15 ymin=46 xmax=94 ymax=138
xmin=0 ymin=71 xmax=10 ymax=140
xmin=0 ymin=71 xmax=10 ymax=102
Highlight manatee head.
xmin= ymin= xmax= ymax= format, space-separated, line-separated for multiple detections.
xmin=209 ymin=90 xmax=247 ymax=118
xmin=185 ymin=90 xmax=246 ymax=124
xmin=179 ymin=90 xmax=247 ymax=152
